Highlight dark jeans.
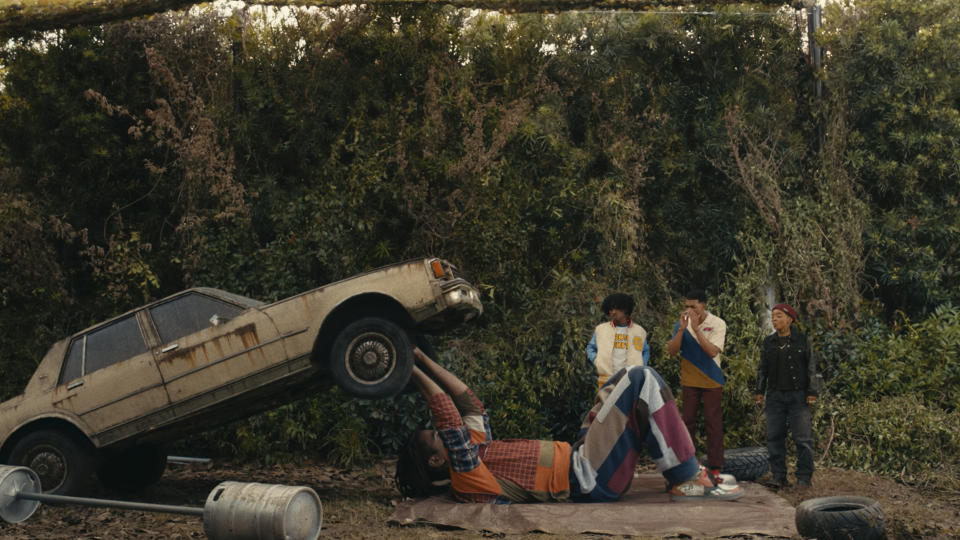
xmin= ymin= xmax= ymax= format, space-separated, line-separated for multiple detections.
xmin=681 ymin=386 xmax=724 ymax=470
xmin=764 ymin=390 xmax=814 ymax=481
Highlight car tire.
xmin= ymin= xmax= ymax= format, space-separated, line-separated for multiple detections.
xmin=97 ymin=444 xmax=167 ymax=493
xmin=330 ymin=317 xmax=414 ymax=398
xmin=401 ymin=334 xmax=438 ymax=394
xmin=8 ymin=430 xmax=94 ymax=495
xmin=699 ymin=446 xmax=770 ymax=481
xmin=795 ymin=496 xmax=885 ymax=540
xmin=721 ymin=446 xmax=769 ymax=481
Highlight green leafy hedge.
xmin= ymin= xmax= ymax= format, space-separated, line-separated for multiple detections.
xmin=2 ymin=0 xmax=960 ymax=491
xmin=818 ymin=395 xmax=960 ymax=490
xmin=816 ymin=305 xmax=960 ymax=412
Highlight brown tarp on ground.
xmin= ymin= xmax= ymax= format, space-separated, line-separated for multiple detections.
xmin=389 ymin=473 xmax=797 ymax=538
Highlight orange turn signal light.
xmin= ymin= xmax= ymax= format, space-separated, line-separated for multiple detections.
xmin=431 ymin=260 xmax=445 ymax=278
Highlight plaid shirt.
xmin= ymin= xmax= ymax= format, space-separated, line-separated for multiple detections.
xmin=428 ymin=390 xmax=490 ymax=474
xmin=427 ymin=390 xmax=570 ymax=503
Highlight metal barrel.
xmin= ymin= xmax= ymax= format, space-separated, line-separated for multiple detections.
xmin=202 ymin=481 xmax=322 ymax=540
xmin=0 ymin=465 xmax=41 ymax=524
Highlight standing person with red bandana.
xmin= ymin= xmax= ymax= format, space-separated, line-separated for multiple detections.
xmin=667 ymin=289 xmax=728 ymax=479
xmin=586 ymin=293 xmax=650 ymax=389
xmin=754 ymin=303 xmax=820 ymax=489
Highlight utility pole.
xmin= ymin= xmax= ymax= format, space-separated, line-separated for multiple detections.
xmin=808 ymin=2 xmax=823 ymax=99
xmin=805 ymin=1 xmax=824 ymax=152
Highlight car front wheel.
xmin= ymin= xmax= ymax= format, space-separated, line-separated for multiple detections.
xmin=330 ymin=317 xmax=413 ymax=398
xmin=8 ymin=430 xmax=94 ymax=495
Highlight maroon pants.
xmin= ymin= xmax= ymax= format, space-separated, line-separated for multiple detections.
xmin=681 ymin=386 xmax=724 ymax=470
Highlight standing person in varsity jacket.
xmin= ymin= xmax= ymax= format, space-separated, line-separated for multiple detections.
xmin=586 ymin=293 xmax=650 ymax=389
xmin=667 ymin=289 xmax=728 ymax=479
xmin=395 ymin=347 xmax=743 ymax=504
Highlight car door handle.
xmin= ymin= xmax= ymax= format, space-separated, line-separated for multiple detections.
xmin=161 ymin=343 xmax=179 ymax=353
xmin=67 ymin=380 xmax=84 ymax=390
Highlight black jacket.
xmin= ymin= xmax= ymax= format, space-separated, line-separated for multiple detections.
xmin=755 ymin=329 xmax=820 ymax=397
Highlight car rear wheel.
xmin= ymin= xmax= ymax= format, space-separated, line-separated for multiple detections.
xmin=97 ymin=444 xmax=167 ymax=493
xmin=8 ymin=430 xmax=94 ymax=495
xmin=330 ymin=317 xmax=413 ymax=398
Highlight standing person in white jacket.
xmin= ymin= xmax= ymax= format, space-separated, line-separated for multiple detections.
xmin=586 ymin=293 xmax=650 ymax=389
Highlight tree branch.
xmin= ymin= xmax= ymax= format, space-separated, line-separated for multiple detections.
xmin=1 ymin=0 xmax=795 ymax=35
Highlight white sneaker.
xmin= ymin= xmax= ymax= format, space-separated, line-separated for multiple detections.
xmin=715 ymin=473 xmax=738 ymax=486
xmin=707 ymin=469 xmax=738 ymax=486
xmin=669 ymin=467 xmax=744 ymax=502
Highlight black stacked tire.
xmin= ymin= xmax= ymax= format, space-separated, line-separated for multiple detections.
xmin=795 ymin=496 xmax=885 ymax=540
xmin=721 ymin=446 xmax=769 ymax=481
xmin=700 ymin=446 xmax=769 ymax=481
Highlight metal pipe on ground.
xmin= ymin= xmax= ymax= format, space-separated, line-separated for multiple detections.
xmin=167 ymin=455 xmax=213 ymax=465
xmin=0 ymin=465 xmax=322 ymax=540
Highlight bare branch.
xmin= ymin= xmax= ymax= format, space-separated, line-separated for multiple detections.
xmin=1 ymin=0 xmax=794 ymax=35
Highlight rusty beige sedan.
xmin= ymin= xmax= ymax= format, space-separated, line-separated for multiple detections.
xmin=0 ymin=258 xmax=481 ymax=495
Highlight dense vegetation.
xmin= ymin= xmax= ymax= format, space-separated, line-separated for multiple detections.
xmin=1 ymin=0 xmax=958 ymax=489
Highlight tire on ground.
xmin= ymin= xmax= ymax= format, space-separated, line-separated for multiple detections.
xmin=330 ymin=317 xmax=413 ymax=398
xmin=700 ymin=446 xmax=770 ymax=481
xmin=97 ymin=444 xmax=167 ymax=493
xmin=721 ymin=446 xmax=769 ymax=481
xmin=8 ymin=429 xmax=95 ymax=495
xmin=795 ymin=495 xmax=885 ymax=540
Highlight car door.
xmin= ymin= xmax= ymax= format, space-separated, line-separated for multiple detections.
xmin=148 ymin=291 xmax=287 ymax=419
xmin=55 ymin=311 xmax=170 ymax=445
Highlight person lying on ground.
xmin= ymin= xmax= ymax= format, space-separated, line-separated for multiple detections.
xmin=395 ymin=347 xmax=743 ymax=504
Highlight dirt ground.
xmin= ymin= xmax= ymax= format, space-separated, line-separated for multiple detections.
xmin=3 ymin=459 xmax=959 ymax=539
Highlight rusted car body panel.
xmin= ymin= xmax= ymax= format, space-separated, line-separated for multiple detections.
xmin=0 ymin=257 xmax=481 ymax=457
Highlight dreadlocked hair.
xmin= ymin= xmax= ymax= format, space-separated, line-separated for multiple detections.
xmin=394 ymin=430 xmax=450 ymax=498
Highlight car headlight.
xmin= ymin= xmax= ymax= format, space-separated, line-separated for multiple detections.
xmin=445 ymin=289 xmax=463 ymax=303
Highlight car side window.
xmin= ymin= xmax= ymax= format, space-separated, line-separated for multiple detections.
xmin=150 ymin=292 xmax=245 ymax=344
xmin=60 ymin=315 xmax=149 ymax=384
xmin=61 ymin=338 xmax=84 ymax=383
xmin=85 ymin=315 xmax=149 ymax=373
